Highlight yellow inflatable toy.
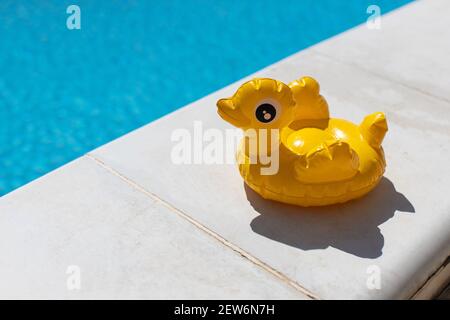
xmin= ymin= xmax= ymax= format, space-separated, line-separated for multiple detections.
xmin=217 ymin=76 xmax=388 ymax=206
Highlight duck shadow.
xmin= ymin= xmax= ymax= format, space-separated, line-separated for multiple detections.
xmin=247 ymin=177 xmax=414 ymax=259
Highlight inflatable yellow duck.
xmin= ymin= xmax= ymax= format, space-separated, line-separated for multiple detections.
xmin=217 ymin=77 xmax=388 ymax=206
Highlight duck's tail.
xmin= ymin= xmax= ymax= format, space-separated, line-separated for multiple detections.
xmin=360 ymin=112 xmax=388 ymax=149
xmin=294 ymin=140 xmax=359 ymax=184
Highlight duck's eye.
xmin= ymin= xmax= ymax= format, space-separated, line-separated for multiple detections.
xmin=255 ymin=103 xmax=276 ymax=123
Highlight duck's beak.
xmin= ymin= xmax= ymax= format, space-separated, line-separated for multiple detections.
xmin=217 ymin=98 xmax=250 ymax=128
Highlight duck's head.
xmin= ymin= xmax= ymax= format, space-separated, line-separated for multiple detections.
xmin=217 ymin=78 xmax=295 ymax=130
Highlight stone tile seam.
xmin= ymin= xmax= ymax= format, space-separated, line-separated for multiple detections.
xmin=411 ymin=256 xmax=450 ymax=299
xmin=311 ymin=49 xmax=450 ymax=106
xmin=84 ymin=153 xmax=320 ymax=300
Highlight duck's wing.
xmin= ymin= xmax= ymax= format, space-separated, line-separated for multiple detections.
xmin=288 ymin=76 xmax=330 ymax=120
xmin=294 ymin=140 xmax=359 ymax=184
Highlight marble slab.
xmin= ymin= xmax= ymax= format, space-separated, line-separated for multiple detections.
xmin=0 ymin=157 xmax=308 ymax=299
xmin=90 ymin=1 xmax=450 ymax=299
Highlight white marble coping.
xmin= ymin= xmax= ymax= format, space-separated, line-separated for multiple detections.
xmin=1 ymin=0 xmax=449 ymax=299
xmin=0 ymin=157 xmax=308 ymax=299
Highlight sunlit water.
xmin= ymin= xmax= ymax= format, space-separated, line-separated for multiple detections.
xmin=0 ymin=0 xmax=412 ymax=195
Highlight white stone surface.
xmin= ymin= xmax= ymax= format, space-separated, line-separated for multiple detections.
xmin=89 ymin=1 xmax=450 ymax=299
xmin=0 ymin=157 xmax=308 ymax=299
xmin=312 ymin=0 xmax=450 ymax=103
xmin=1 ymin=0 xmax=449 ymax=299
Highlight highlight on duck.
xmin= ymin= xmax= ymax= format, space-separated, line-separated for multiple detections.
xmin=217 ymin=76 xmax=388 ymax=207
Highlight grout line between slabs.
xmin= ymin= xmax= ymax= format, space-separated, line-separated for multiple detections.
xmin=312 ymin=49 xmax=450 ymax=106
xmin=85 ymin=153 xmax=320 ymax=300
xmin=411 ymin=256 xmax=450 ymax=300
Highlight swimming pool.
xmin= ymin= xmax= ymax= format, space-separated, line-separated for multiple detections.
xmin=0 ymin=0 xmax=412 ymax=196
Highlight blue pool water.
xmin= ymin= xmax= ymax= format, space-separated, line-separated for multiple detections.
xmin=0 ymin=0 xmax=412 ymax=195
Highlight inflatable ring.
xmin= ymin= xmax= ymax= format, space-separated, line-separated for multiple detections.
xmin=217 ymin=77 xmax=388 ymax=207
